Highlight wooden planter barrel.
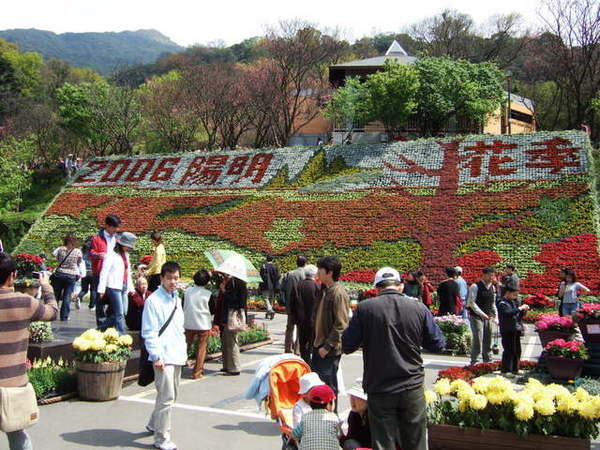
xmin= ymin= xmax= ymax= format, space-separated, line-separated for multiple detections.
xmin=579 ymin=319 xmax=600 ymax=345
xmin=428 ymin=423 xmax=589 ymax=450
xmin=545 ymin=355 xmax=584 ymax=380
xmin=76 ymin=360 xmax=126 ymax=401
xmin=537 ymin=330 xmax=573 ymax=349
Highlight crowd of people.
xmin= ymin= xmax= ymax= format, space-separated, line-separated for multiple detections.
xmin=0 ymin=212 xmax=594 ymax=450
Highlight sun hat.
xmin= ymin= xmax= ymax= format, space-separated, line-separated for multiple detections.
xmin=117 ymin=232 xmax=137 ymax=249
xmin=373 ymin=267 xmax=402 ymax=287
xmin=298 ymin=372 xmax=325 ymax=395
xmin=308 ymin=384 xmax=336 ymax=404
xmin=304 ymin=264 xmax=318 ymax=278
xmin=346 ymin=378 xmax=367 ymax=401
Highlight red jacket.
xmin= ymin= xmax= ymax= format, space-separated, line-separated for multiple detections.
xmin=89 ymin=231 xmax=108 ymax=275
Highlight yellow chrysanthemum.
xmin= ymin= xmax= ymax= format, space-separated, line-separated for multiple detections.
xmin=534 ymin=398 xmax=556 ymax=416
xmin=575 ymin=387 xmax=590 ymax=402
xmin=578 ymin=401 xmax=596 ymax=420
xmin=90 ymin=339 xmax=106 ymax=351
xmin=434 ymin=379 xmax=452 ymax=396
xmin=450 ymin=379 xmax=470 ymax=393
xmin=486 ymin=391 xmax=509 ymax=405
xmin=103 ymin=328 xmax=120 ymax=343
xmin=105 ymin=344 xmax=117 ymax=353
xmin=487 ymin=376 xmax=511 ymax=394
xmin=456 ymin=385 xmax=476 ymax=401
xmin=472 ymin=377 xmax=490 ymax=394
xmin=118 ymin=334 xmax=133 ymax=346
xmin=72 ymin=337 xmax=84 ymax=351
xmin=469 ymin=394 xmax=488 ymax=411
xmin=425 ymin=390 xmax=437 ymax=405
xmin=514 ymin=402 xmax=534 ymax=421
xmin=556 ymin=394 xmax=580 ymax=414
xmin=546 ymin=384 xmax=570 ymax=397
xmin=81 ymin=329 xmax=103 ymax=342
xmin=525 ymin=378 xmax=543 ymax=389
xmin=458 ymin=397 xmax=470 ymax=412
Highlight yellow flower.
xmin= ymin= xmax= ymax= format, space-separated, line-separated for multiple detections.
xmin=575 ymin=387 xmax=590 ymax=402
xmin=434 ymin=379 xmax=451 ymax=396
xmin=458 ymin=397 xmax=470 ymax=412
xmin=425 ymin=390 xmax=437 ymax=405
xmin=534 ymin=398 xmax=556 ymax=416
xmin=456 ymin=386 xmax=476 ymax=401
xmin=469 ymin=394 xmax=488 ymax=410
xmin=486 ymin=391 xmax=508 ymax=405
xmin=472 ymin=377 xmax=490 ymax=394
xmin=90 ymin=339 xmax=105 ymax=351
xmin=556 ymin=394 xmax=580 ymax=414
xmin=72 ymin=337 xmax=84 ymax=351
xmin=487 ymin=376 xmax=511 ymax=394
xmin=578 ymin=401 xmax=596 ymax=420
xmin=525 ymin=378 xmax=543 ymax=390
xmin=450 ymin=379 xmax=470 ymax=393
xmin=105 ymin=344 xmax=117 ymax=353
xmin=118 ymin=335 xmax=133 ymax=346
xmin=514 ymin=402 xmax=534 ymax=421
xmin=81 ymin=329 xmax=103 ymax=341
xmin=103 ymin=328 xmax=120 ymax=343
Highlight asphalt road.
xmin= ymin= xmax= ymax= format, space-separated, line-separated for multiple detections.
xmin=27 ymin=311 xmax=543 ymax=450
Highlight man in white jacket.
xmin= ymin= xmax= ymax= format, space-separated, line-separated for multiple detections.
xmin=142 ymin=261 xmax=187 ymax=450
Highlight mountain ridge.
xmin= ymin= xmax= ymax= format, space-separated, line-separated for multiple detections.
xmin=0 ymin=28 xmax=184 ymax=75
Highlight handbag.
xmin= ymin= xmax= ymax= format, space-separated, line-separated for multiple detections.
xmin=227 ymin=308 xmax=247 ymax=332
xmin=138 ymin=303 xmax=178 ymax=387
xmin=50 ymin=248 xmax=75 ymax=285
xmin=0 ymin=383 xmax=39 ymax=432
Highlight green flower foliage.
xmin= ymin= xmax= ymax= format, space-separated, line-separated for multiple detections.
xmin=264 ymin=218 xmax=304 ymax=252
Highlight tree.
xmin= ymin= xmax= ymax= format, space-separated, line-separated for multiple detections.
xmin=410 ymin=9 xmax=475 ymax=59
xmin=323 ymin=77 xmax=370 ymax=138
xmin=414 ymin=57 xmax=505 ymax=136
xmin=137 ymin=71 xmax=200 ymax=153
xmin=362 ymin=61 xmax=419 ymax=134
xmin=262 ymin=20 xmax=346 ymax=146
xmin=537 ymin=0 xmax=600 ymax=140
xmin=0 ymin=137 xmax=33 ymax=213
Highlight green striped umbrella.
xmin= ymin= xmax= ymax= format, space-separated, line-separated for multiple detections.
xmin=203 ymin=249 xmax=261 ymax=283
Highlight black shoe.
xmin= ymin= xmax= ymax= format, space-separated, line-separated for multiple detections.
xmin=222 ymin=371 xmax=240 ymax=376
xmin=219 ymin=367 xmax=227 ymax=372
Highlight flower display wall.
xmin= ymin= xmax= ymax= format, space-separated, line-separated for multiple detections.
xmin=15 ymin=131 xmax=600 ymax=293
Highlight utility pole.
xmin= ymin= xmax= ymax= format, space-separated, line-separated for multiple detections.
xmin=506 ymin=71 xmax=512 ymax=135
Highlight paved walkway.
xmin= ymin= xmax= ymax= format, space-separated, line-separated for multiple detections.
xmin=30 ymin=308 xmax=593 ymax=449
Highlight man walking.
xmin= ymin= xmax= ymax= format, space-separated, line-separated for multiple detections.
xmin=467 ymin=267 xmax=498 ymax=365
xmin=281 ymin=256 xmax=307 ymax=354
xmin=89 ymin=214 xmax=121 ymax=325
xmin=312 ymin=256 xmax=349 ymax=397
xmin=0 ymin=253 xmax=58 ymax=449
xmin=142 ymin=262 xmax=187 ymax=450
xmin=259 ymin=255 xmax=280 ymax=319
xmin=295 ymin=264 xmax=320 ymax=364
xmin=342 ymin=267 xmax=445 ymax=450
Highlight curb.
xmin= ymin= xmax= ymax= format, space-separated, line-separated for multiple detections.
xmin=38 ymin=337 xmax=274 ymax=405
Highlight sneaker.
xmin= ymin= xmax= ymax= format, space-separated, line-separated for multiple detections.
xmin=90 ymin=306 xmax=96 ymax=311
xmin=76 ymin=299 xmax=81 ymax=310
xmin=146 ymin=425 xmax=155 ymax=434
xmin=154 ymin=441 xmax=177 ymax=450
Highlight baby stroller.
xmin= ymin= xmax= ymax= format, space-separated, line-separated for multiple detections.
xmin=267 ymin=358 xmax=312 ymax=450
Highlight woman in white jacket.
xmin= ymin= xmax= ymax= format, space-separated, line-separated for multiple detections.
xmin=97 ymin=232 xmax=137 ymax=334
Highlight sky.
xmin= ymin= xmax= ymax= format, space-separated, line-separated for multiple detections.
xmin=0 ymin=0 xmax=542 ymax=47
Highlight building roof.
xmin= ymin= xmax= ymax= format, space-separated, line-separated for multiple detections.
xmin=507 ymin=92 xmax=535 ymax=111
xmin=331 ymin=40 xmax=416 ymax=68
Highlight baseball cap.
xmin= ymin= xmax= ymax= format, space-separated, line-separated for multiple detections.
xmin=454 ymin=266 xmax=463 ymax=274
xmin=373 ymin=267 xmax=402 ymax=287
xmin=346 ymin=378 xmax=367 ymax=401
xmin=298 ymin=372 xmax=325 ymax=395
xmin=308 ymin=384 xmax=336 ymax=404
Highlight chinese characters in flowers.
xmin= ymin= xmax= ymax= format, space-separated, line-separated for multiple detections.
xmin=16 ymin=131 xmax=600 ymax=294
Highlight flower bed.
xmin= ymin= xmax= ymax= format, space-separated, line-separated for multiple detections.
xmin=27 ymin=357 xmax=76 ymax=401
xmin=188 ymin=326 xmax=270 ymax=358
xmin=523 ymin=293 xmax=555 ymax=309
xmin=16 ymin=131 xmax=600 ymax=293
xmin=437 ymin=361 xmax=537 ymax=382
xmin=427 ymin=376 xmax=600 ymax=440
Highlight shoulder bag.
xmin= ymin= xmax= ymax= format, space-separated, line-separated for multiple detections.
xmin=138 ymin=303 xmax=178 ymax=387
xmin=0 ymin=382 xmax=39 ymax=432
xmin=49 ymin=248 xmax=75 ymax=286
xmin=227 ymin=308 xmax=247 ymax=332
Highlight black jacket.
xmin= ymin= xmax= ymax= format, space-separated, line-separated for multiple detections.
xmin=497 ymin=296 xmax=524 ymax=334
xmin=342 ymin=289 xmax=446 ymax=395
xmin=259 ymin=262 xmax=280 ymax=291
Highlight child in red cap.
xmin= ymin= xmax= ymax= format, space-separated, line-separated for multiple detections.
xmin=292 ymin=384 xmax=340 ymax=450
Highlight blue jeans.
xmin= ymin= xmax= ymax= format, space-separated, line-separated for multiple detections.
xmin=52 ymin=273 xmax=77 ymax=320
xmin=100 ymin=284 xmax=127 ymax=334
xmin=562 ymin=302 xmax=579 ymax=316
xmin=92 ymin=274 xmax=106 ymax=325
xmin=6 ymin=430 xmax=32 ymax=450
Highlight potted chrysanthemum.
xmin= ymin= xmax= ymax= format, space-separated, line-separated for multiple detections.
xmin=535 ymin=314 xmax=577 ymax=347
xmin=72 ymin=328 xmax=133 ymax=401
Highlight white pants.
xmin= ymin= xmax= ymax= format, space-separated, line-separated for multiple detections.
xmin=148 ymin=365 xmax=182 ymax=446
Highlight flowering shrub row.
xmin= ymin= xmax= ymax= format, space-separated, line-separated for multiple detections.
xmin=16 ymin=131 xmax=600 ymax=293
